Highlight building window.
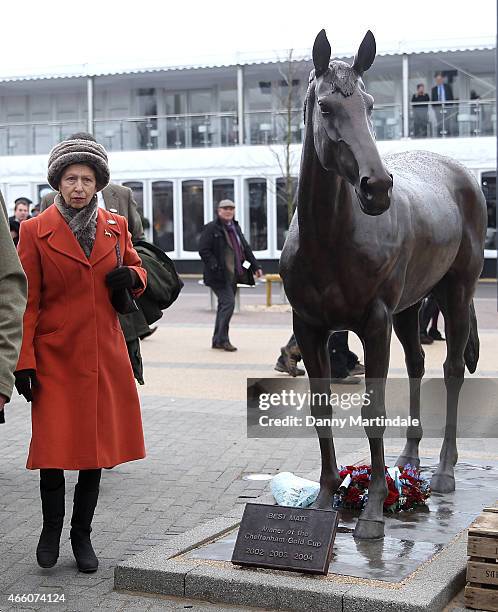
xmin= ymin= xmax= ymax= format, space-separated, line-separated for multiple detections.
xmin=122 ymin=181 xmax=144 ymax=217
xmin=182 ymin=180 xmax=204 ymax=252
xmin=482 ymin=172 xmax=496 ymax=249
xmin=246 ymin=178 xmax=267 ymax=251
xmin=122 ymin=180 xmax=148 ymax=239
xmin=136 ymin=88 xmax=158 ymax=150
xmin=212 ymin=179 xmax=235 ymax=219
xmin=188 ymin=90 xmax=214 ymax=148
xmin=164 ymin=92 xmax=187 ymax=149
xmin=37 ymin=183 xmax=53 ymax=204
xmin=152 ymin=181 xmax=174 ymax=252
xmin=276 ymin=177 xmax=297 ymax=250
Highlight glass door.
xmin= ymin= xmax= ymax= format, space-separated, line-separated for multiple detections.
xmin=188 ymin=90 xmax=214 ymax=148
xmin=164 ymin=93 xmax=187 ymax=149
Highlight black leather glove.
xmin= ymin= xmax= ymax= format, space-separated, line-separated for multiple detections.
xmin=14 ymin=369 xmax=37 ymax=402
xmin=105 ymin=266 xmax=139 ymax=290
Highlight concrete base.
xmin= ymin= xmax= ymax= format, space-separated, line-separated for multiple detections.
xmin=115 ymin=521 xmax=467 ymax=611
xmin=114 ymin=456 xmax=495 ymax=611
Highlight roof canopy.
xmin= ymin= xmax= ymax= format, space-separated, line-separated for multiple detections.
xmin=1 ymin=36 xmax=494 ymax=83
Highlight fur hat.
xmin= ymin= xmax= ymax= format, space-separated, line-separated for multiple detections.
xmin=47 ymin=138 xmax=110 ymax=191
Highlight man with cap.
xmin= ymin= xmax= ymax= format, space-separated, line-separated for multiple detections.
xmin=9 ymin=197 xmax=32 ymax=246
xmin=40 ymin=133 xmax=144 ymax=243
xmin=199 ymin=199 xmax=263 ymax=351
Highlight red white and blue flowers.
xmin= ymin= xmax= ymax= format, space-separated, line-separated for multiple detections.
xmin=335 ymin=464 xmax=431 ymax=512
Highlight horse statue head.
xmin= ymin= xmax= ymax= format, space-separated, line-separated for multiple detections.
xmin=307 ymin=29 xmax=393 ymax=215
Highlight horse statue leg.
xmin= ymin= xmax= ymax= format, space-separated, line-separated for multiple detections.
xmin=394 ymin=302 xmax=425 ymax=469
xmin=293 ymin=312 xmax=341 ymax=508
xmin=430 ymin=282 xmax=476 ymax=492
xmin=355 ymin=300 xmax=392 ymax=540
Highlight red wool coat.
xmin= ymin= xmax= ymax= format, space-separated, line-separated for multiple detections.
xmin=17 ymin=205 xmax=147 ymax=470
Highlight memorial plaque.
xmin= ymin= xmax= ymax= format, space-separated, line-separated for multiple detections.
xmin=231 ymin=503 xmax=339 ymax=575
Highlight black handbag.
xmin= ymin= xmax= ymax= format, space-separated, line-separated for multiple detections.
xmin=110 ymin=242 xmax=140 ymax=315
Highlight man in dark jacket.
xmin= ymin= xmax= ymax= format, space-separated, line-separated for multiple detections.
xmin=199 ymin=200 xmax=262 ymax=351
xmin=431 ymin=73 xmax=454 ymax=137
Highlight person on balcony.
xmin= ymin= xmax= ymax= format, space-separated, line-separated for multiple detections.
xmin=199 ymin=200 xmax=263 ymax=351
xmin=411 ymin=83 xmax=430 ymax=138
xmin=431 ymin=73 xmax=454 ymax=137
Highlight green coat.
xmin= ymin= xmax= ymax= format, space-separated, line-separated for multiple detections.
xmin=0 ymin=192 xmax=27 ymax=401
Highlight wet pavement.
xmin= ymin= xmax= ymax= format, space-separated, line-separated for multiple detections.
xmin=186 ymin=455 xmax=498 ymax=583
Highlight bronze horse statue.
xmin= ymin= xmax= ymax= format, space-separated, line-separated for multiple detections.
xmin=280 ymin=29 xmax=486 ymax=539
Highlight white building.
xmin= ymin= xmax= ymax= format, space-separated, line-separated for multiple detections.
xmin=0 ymin=37 xmax=495 ymax=274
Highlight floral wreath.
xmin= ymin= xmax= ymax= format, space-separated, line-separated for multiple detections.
xmin=335 ymin=464 xmax=431 ymax=512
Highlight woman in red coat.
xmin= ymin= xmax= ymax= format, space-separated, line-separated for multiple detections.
xmin=15 ymin=137 xmax=147 ymax=573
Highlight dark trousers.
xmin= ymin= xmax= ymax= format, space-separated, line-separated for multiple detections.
xmin=419 ymin=295 xmax=440 ymax=334
xmin=40 ymin=468 xmax=102 ymax=493
xmin=328 ymin=331 xmax=359 ymax=378
xmin=212 ymin=282 xmax=236 ymax=345
xmin=413 ymin=112 xmax=428 ymax=137
xmin=282 ymin=332 xmax=359 ymax=377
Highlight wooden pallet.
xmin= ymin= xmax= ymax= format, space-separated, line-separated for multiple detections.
xmin=465 ymin=503 xmax=498 ymax=611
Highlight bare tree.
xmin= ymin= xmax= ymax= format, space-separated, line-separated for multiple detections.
xmin=271 ymin=50 xmax=306 ymax=225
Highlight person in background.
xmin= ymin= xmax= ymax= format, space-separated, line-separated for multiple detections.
xmin=15 ymin=137 xmax=147 ymax=573
xmin=9 ymin=197 xmax=32 ymax=246
xmin=419 ymin=295 xmax=444 ymax=344
xmin=0 ymin=190 xmax=27 ymax=424
xmin=329 ymin=331 xmax=364 ymax=384
xmin=30 ymin=204 xmax=41 ymax=217
xmin=431 ymin=73 xmax=454 ymax=137
xmin=275 ymin=334 xmax=305 ymax=376
xmin=274 ymin=332 xmax=364 ymax=382
xmin=199 ymin=200 xmax=263 ymax=351
xmin=411 ymin=83 xmax=430 ymax=138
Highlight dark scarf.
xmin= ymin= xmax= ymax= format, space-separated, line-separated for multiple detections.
xmin=54 ymin=193 xmax=98 ymax=258
xmin=225 ymin=221 xmax=244 ymax=276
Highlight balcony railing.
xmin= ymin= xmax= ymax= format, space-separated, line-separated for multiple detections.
xmin=245 ymin=109 xmax=304 ymax=145
xmin=0 ymin=99 xmax=495 ymax=155
xmin=94 ymin=112 xmax=238 ymax=151
xmin=410 ymin=99 xmax=496 ymax=138
xmin=371 ymin=104 xmax=403 ymax=141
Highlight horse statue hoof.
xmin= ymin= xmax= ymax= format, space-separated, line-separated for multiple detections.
xmin=310 ymin=493 xmax=334 ymax=510
xmin=430 ymin=472 xmax=455 ymax=493
xmin=396 ymin=455 xmax=420 ymax=469
xmin=353 ymin=518 xmax=385 ymax=540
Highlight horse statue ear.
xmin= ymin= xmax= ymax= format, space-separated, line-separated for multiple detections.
xmin=312 ymin=29 xmax=331 ymax=78
xmin=352 ymin=30 xmax=376 ymax=76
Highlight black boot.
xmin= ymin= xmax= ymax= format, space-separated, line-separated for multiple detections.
xmin=70 ymin=483 xmax=99 ymax=573
xmin=37 ymin=474 xmax=65 ymax=568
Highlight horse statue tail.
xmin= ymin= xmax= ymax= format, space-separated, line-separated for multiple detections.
xmin=464 ymin=300 xmax=479 ymax=373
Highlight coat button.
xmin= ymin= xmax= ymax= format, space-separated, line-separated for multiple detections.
xmin=107 ymin=219 xmax=117 ymax=225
